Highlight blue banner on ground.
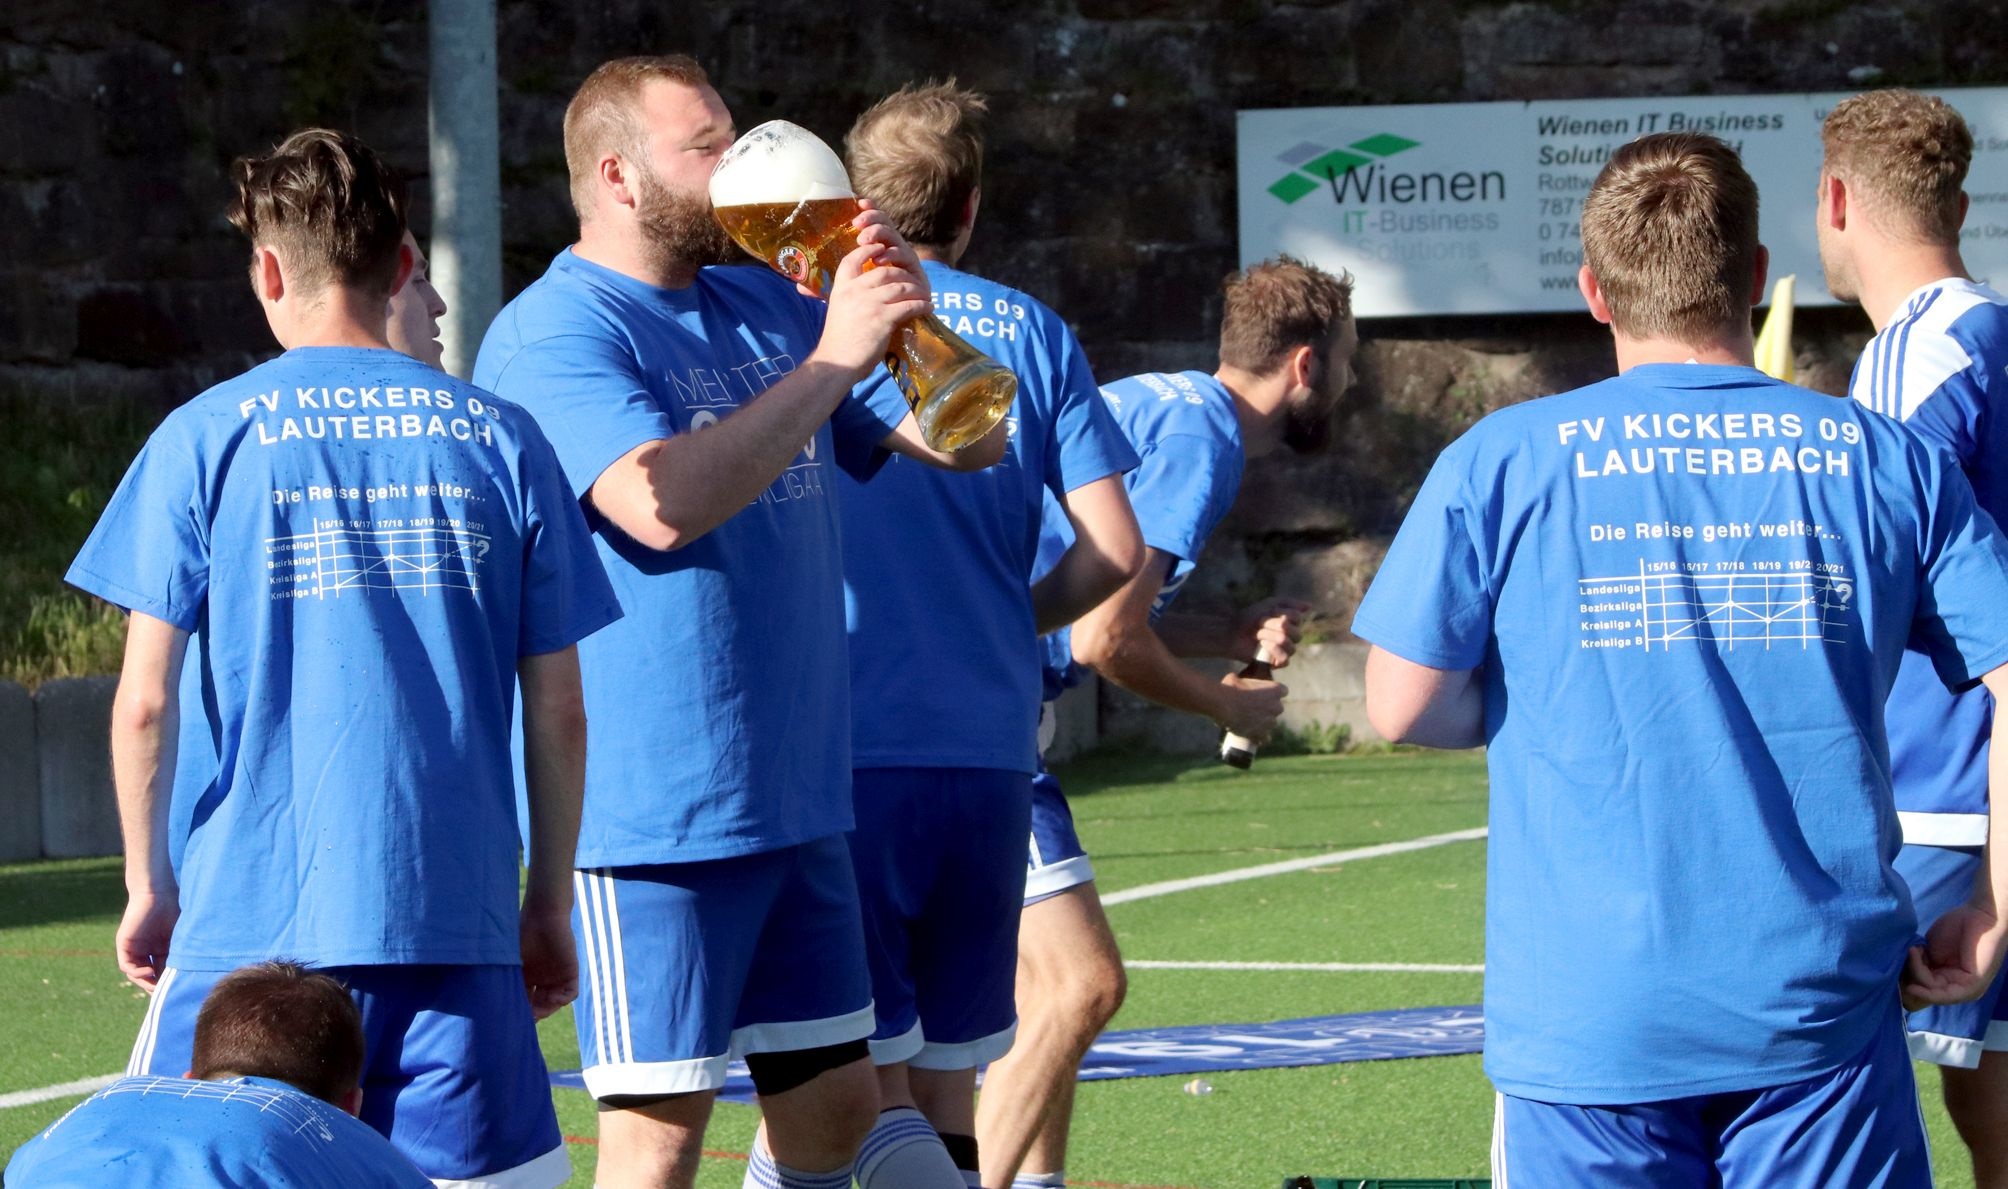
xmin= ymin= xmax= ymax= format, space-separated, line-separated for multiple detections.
xmin=550 ymin=1005 xmax=1485 ymax=1102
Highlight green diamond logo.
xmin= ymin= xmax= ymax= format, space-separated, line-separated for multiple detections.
xmin=1265 ymin=132 xmax=1423 ymax=203
xmin=1350 ymin=133 xmax=1420 ymax=157
xmin=1267 ymin=173 xmax=1321 ymax=204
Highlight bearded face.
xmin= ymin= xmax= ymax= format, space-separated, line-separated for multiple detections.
xmin=632 ymin=158 xmax=743 ymax=272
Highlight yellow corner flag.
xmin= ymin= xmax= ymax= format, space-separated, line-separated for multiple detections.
xmin=1754 ymin=274 xmax=1797 ymax=383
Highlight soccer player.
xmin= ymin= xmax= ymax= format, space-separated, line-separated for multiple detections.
xmin=837 ymin=81 xmax=1145 ymax=1189
xmin=978 ymin=257 xmax=1352 ymax=1189
xmin=6 ymin=962 xmax=432 ymax=1187
xmin=71 ymin=128 xmax=619 ymax=1189
xmin=1358 ymin=130 xmax=2008 ymax=1186
xmin=385 ymin=230 xmax=447 ymax=369
xmin=473 ymin=57 xmax=1003 ymax=1189
xmin=1818 ymin=88 xmax=2008 ymax=1186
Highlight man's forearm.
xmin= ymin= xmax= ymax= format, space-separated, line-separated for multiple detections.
xmin=111 ymin=695 xmax=177 ymax=896
xmin=1079 ymin=624 xmax=1232 ymax=725
xmin=110 ymin=616 xmax=186 ymax=897
xmin=624 ymin=356 xmax=859 ymax=549
xmin=520 ymin=649 xmax=587 ymax=910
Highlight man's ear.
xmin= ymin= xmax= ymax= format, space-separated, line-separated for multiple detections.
xmin=1749 ymin=244 xmax=1771 ymax=307
xmin=251 ymin=246 xmax=286 ymax=304
xmin=962 ymin=186 xmax=982 ymax=236
xmin=1577 ymin=265 xmax=1613 ymax=326
xmin=1287 ymin=342 xmax=1316 ymax=391
xmin=600 ymin=154 xmax=637 ymax=211
xmin=1822 ymin=171 xmax=1849 ymax=234
xmin=388 ymin=241 xmax=416 ymax=298
xmin=1958 ymin=189 xmax=1971 ymax=230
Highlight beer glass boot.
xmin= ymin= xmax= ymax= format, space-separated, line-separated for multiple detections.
xmin=710 ymin=120 xmax=1017 ymax=451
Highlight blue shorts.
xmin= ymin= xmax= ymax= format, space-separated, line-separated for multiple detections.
xmin=1493 ymin=1003 xmax=1930 ymax=1188
xmin=129 ymin=963 xmax=566 ymax=1188
xmin=572 ymin=834 xmax=875 ymax=1099
xmin=1896 ymin=842 xmax=2008 ymax=1066
xmin=849 ymin=766 xmax=1031 ymax=1069
xmin=1026 ymin=765 xmax=1095 ymax=906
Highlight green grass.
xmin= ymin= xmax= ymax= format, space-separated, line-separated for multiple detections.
xmin=0 ymin=395 xmax=158 ymax=687
xmin=0 ymin=752 xmax=1984 ymax=1186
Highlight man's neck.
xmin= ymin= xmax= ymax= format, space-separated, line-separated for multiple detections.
xmin=574 ymin=224 xmax=699 ymax=290
xmin=1853 ymin=241 xmax=1969 ymax=332
xmin=276 ymin=291 xmax=393 ymax=351
xmin=911 ymin=243 xmax=958 ymax=266
xmin=1214 ymin=365 xmax=1284 ymax=459
xmin=1610 ymin=328 xmax=1754 ymax=373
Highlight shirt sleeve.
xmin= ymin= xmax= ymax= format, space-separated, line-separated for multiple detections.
xmin=65 ymin=433 xmax=209 ymax=630
xmin=1903 ymin=359 xmax=1988 ymax=471
xmin=1349 ymin=439 xmax=1493 ymax=671
xmin=514 ymin=420 xmax=625 ymax=656
xmin=478 ymin=330 xmax=675 ymax=504
xmin=1046 ymin=327 xmax=1140 ymax=495
xmin=1907 ymin=439 xmax=2008 ymax=690
xmin=831 ymin=368 xmax=907 ymax=483
xmin=1126 ymin=432 xmax=1238 ymax=564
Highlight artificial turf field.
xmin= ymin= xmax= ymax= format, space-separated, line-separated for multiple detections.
xmin=0 ymin=749 xmax=1981 ymax=1187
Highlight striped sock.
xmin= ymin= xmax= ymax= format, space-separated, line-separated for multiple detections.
xmin=742 ymin=1137 xmax=853 ymax=1189
xmin=856 ymin=1106 xmax=964 ymax=1189
xmin=1013 ymin=1173 xmax=1067 ymax=1189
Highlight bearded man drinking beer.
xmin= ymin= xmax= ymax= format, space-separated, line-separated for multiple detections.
xmin=474 ymin=56 xmax=1003 ymax=1189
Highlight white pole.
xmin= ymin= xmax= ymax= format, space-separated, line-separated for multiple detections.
xmin=428 ymin=0 xmax=501 ymax=379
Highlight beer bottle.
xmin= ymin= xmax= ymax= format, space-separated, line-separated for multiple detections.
xmin=1218 ymin=645 xmax=1279 ymax=769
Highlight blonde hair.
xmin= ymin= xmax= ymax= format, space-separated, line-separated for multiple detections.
xmin=1580 ymin=132 xmax=1759 ymax=345
xmin=845 ymin=80 xmax=986 ymax=246
xmin=1821 ymin=89 xmax=1971 ymax=243
xmin=1218 ymin=256 xmax=1354 ymax=374
xmin=563 ymin=55 xmax=710 ymax=220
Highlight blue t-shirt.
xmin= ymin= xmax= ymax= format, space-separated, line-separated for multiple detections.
xmin=474 ymin=252 xmax=908 ymax=864
xmin=67 ymin=349 xmax=619 ymax=969
xmin=840 ymin=262 xmax=1136 ymax=771
xmin=1036 ymin=370 xmax=1245 ymax=697
xmin=1850 ymin=278 xmax=2007 ymax=843
xmin=1352 ymin=363 xmax=2008 ymax=1104
xmin=4 ymin=1075 xmax=433 ymax=1188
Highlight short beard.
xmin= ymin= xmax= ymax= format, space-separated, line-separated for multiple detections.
xmin=1282 ymin=400 xmax=1334 ymax=455
xmin=633 ymin=166 xmax=744 ymax=274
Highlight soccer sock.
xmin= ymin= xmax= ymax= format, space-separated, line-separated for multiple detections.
xmin=856 ymin=1106 xmax=965 ymax=1189
xmin=1012 ymin=1174 xmax=1067 ymax=1189
xmin=742 ymin=1136 xmax=853 ymax=1189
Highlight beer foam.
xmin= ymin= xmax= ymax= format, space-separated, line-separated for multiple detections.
xmin=710 ymin=120 xmax=855 ymax=206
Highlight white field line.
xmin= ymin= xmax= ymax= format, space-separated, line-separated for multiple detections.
xmin=0 ymin=1073 xmax=119 ymax=1110
xmin=1099 ymin=825 xmax=1489 ymax=906
xmin=1126 ymin=959 xmax=1483 ymax=973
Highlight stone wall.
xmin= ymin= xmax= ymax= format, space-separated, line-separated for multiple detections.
xmin=4 ymin=0 xmax=2006 ymax=749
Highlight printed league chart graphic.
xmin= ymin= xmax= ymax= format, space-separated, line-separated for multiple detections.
xmin=1579 ymin=562 xmax=1855 ymax=653
xmin=267 ymin=519 xmax=491 ymax=600
xmin=1237 ymin=87 xmax=2008 ymax=317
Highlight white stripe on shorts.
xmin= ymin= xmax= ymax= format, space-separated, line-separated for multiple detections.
xmin=1491 ymin=1092 xmax=1508 ymax=1189
xmin=127 ymin=967 xmax=179 ymax=1076
xmin=572 ymin=871 xmax=608 ymax=1067
xmin=601 ymin=871 xmax=634 ymax=1063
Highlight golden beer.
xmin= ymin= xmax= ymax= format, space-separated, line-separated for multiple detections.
xmin=711 ymin=125 xmax=1016 ymax=452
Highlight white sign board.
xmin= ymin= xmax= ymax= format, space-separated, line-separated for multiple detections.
xmin=1237 ymin=88 xmax=2008 ymax=317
